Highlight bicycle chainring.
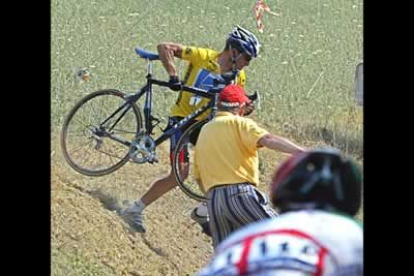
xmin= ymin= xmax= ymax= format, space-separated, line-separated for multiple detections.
xmin=129 ymin=133 xmax=157 ymax=164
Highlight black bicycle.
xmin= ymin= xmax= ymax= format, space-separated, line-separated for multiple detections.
xmin=61 ymin=47 xmax=237 ymax=201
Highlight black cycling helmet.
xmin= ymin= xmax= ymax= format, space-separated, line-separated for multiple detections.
xmin=271 ymin=149 xmax=362 ymax=216
xmin=227 ymin=25 xmax=261 ymax=58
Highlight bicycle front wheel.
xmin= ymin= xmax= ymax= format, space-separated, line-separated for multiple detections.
xmin=61 ymin=89 xmax=142 ymax=176
xmin=172 ymin=119 xmax=209 ymax=201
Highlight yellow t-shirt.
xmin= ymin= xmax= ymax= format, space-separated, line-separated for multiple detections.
xmin=194 ymin=111 xmax=269 ymax=193
xmin=170 ymin=46 xmax=246 ymax=120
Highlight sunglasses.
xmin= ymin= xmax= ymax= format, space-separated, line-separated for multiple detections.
xmin=244 ymin=54 xmax=252 ymax=62
xmin=234 ymin=52 xmax=253 ymax=62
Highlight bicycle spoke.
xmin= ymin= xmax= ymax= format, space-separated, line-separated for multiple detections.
xmin=87 ymin=98 xmax=103 ymax=126
xmin=103 ymin=147 xmax=120 ymax=167
xmin=69 ymin=140 xmax=95 ymax=166
xmin=81 ymin=139 xmax=122 ymax=169
xmin=71 ymin=117 xmax=92 ymax=129
xmin=67 ymin=139 xmax=94 ymax=156
xmin=64 ymin=130 xmax=88 ymax=138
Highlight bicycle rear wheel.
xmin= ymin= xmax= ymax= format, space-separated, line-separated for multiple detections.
xmin=61 ymin=89 xmax=142 ymax=176
xmin=172 ymin=119 xmax=209 ymax=201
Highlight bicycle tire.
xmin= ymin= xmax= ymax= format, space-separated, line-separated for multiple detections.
xmin=61 ymin=89 xmax=142 ymax=176
xmin=172 ymin=119 xmax=209 ymax=201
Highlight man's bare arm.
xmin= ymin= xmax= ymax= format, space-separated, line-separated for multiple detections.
xmin=258 ymin=133 xmax=305 ymax=154
xmin=157 ymin=43 xmax=183 ymax=77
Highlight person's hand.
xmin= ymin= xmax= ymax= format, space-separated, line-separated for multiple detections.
xmin=243 ymin=91 xmax=258 ymax=116
xmin=168 ymin=76 xmax=182 ymax=91
xmin=243 ymin=101 xmax=255 ymax=116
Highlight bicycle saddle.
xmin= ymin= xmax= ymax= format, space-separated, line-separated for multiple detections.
xmin=135 ymin=47 xmax=160 ymax=60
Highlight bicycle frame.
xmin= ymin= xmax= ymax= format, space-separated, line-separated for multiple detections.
xmin=98 ymin=58 xmax=220 ymax=149
xmin=150 ymin=79 xmax=219 ymax=146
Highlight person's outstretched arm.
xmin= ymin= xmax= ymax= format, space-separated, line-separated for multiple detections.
xmin=258 ymin=133 xmax=305 ymax=154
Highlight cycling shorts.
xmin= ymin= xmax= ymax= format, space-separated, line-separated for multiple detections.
xmin=165 ymin=116 xmax=202 ymax=163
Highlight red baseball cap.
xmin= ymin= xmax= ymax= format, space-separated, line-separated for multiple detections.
xmin=218 ymin=84 xmax=251 ymax=107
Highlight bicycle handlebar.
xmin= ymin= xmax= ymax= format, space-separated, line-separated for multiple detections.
xmin=149 ymin=76 xmax=261 ymax=108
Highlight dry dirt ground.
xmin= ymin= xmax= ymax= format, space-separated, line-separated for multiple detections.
xmin=51 ymin=135 xmax=361 ymax=276
xmin=52 ymin=139 xmax=217 ymax=276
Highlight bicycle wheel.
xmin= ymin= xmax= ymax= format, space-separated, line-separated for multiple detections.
xmin=61 ymin=89 xmax=142 ymax=176
xmin=172 ymin=119 xmax=209 ymax=201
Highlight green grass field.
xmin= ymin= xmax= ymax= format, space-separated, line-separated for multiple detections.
xmin=52 ymin=1 xmax=363 ymax=275
xmin=52 ymin=0 xmax=363 ymax=156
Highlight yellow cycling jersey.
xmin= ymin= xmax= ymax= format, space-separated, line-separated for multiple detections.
xmin=170 ymin=46 xmax=246 ymax=120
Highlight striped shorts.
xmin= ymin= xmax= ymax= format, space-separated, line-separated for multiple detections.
xmin=206 ymin=183 xmax=278 ymax=248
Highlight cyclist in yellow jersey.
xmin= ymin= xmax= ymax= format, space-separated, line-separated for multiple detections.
xmin=169 ymin=46 xmax=246 ymax=121
xmin=122 ymin=26 xmax=262 ymax=235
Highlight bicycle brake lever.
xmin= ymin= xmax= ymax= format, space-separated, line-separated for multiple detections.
xmin=247 ymin=91 xmax=261 ymax=110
